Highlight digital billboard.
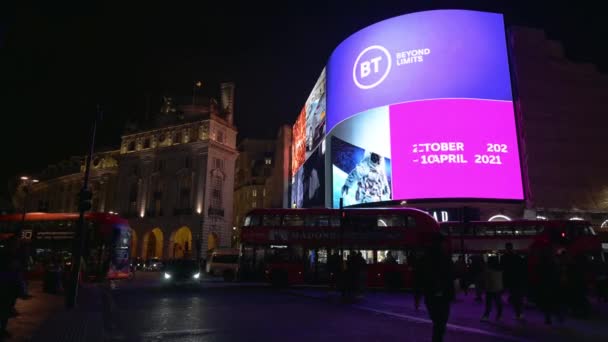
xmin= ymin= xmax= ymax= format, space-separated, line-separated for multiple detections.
xmin=291 ymin=68 xmax=327 ymax=207
xmin=305 ymin=68 xmax=327 ymax=159
xmin=291 ymin=106 xmax=306 ymax=176
xmin=326 ymin=10 xmax=523 ymax=206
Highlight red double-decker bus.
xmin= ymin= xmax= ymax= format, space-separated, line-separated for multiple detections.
xmin=0 ymin=212 xmax=132 ymax=281
xmin=440 ymin=219 xmax=602 ymax=290
xmin=239 ymin=207 xmax=440 ymax=288
xmin=440 ymin=219 xmax=600 ymax=256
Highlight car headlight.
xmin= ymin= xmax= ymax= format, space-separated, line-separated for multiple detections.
xmin=193 ymin=272 xmax=200 ymax=279
xmin=164 ymin=272 xmax=171 ymax=279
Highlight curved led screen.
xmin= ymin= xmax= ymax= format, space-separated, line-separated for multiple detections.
xmin=326 ymin=10 xmax=523 ymax=206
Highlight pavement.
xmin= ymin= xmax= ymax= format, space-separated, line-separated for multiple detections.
xmin=4 ymin=281 xmax=64 ymax=342
xmin=283 ymin=286 xmax=608 ymax=342
xmin=103 ymin=273 xmax=514 ymax=342
xmin=4 ymin=280 xmax=106 ymax=342
xmin=7 ymin=273 xmax=608 ymax=341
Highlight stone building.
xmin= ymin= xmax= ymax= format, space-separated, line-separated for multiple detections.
xmin=19 ymin=151 xmax=119 ymax=214
xmin=17 ymin=82 xmax=238 ymax=261
xmin=232 ymin=125 xmax=292 ymax=245
xmin=116 ymin=83 xmax=238 ymax=261
xmin=510 ymin=27 xmax=608 ymax=224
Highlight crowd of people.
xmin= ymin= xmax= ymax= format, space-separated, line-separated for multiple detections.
xmin=325 ymin=238 xmax=608 ymax=342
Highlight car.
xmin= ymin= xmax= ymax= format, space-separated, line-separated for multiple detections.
xmin=206 ymin=249 xmax=239 ymax=281
xmin=162 ymin=259 xmax=202 ymax=286
xmin=131 ymin=257 xmax=145 ymax=271
xmin=145 ymin=258 xmax=164 ymax=271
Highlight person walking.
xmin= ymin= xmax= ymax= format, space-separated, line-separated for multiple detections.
xmin=501 ymin=242 xmax=525 ymax=320
xmin=327 ymin=251 xmax=341 ymax=291
xmin=414 ymin=235 xmax=454 ymax=342
xmin=481 ymin=256 xmax=503 ymax=322
xmin=454 ymin=255 xmax=468 ymax=296
xmin=342 ymin=253 xmax=355 ymax=301
xmin=469 ymin=254 xmax=485 ymax=302
xmin=0 ymin=243 xmax=21 ymax=339
xmin=596 ymin=258 xmax=608 ymax=303
xmin=538 ymin=248 xmax=562 ymax=324
xmin=354 ymin=251 xmax=367 ymax=297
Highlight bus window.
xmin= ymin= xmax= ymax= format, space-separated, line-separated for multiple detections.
xmin=347 ymin=215 xmax=376 ymax=229
xmin=329 ymin=216 xmax=340 ymax=227
xmin=406 ymin=216 xmax=416 ymax=228
xmin=244 ymin=215 xmax=261 ymax=227
xmin=377 ymin=215 xmax=405 ymax=227
xmin=305 ymin=215 xmax=340 ymax=227
xmin=262 ymin=214 xmax=282 ymax=227
xmin=283 ymin=214 xmax=304 ymax=227
xmin=495 ymin=225 xmax=513 ymax=236
xmin=476 ymin=226 xmax=494 ymax=236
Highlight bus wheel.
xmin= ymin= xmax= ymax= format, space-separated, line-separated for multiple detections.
xmin=223 ymin=270 xmax=235 ymax=282
xmin=270 ymin=270 xmax=288 ymax=288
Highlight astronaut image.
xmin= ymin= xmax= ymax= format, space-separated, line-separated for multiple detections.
xmin=341 ymin=152 xmax=391 ymax=204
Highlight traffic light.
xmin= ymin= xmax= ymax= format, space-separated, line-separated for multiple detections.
xmin=78 ymin=189 xmax=93 ymax=212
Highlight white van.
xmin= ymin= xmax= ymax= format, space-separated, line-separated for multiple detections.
xmin=206 ymin=249 xmax=239 ymax=281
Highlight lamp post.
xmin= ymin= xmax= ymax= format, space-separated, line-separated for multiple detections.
xmin=192 ymin=81 xmax=203 ymax=106
xmin=66 ymin=105 xmax=101 ymax=309
xmin=18 ymin=176 xmax=39 ymax=238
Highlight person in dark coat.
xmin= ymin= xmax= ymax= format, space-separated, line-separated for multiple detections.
xmin=537 ymin=248 xmax=563 ymax=324
xmin=414 ymin=235 xmax=454 ymax=342
xmin=501 ymin=242 xmax=525 ymax=320
xmin=0 ymin=246 xmax=21 ymax=339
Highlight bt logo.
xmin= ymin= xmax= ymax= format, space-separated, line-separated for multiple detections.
xmin=352 ymin=45 xmax=392 ymax=90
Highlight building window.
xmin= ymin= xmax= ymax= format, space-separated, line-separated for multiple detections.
xmin=252 ymin=189 xmax=257 ymax=197
xmin=216 ymin=130 xmax=225 ymax=143
xmin=175 ymin=131 xmax=182 ymax=144
xmin=213 ymin=158 xmax=224 ymax=170
xmin=128 ymin=141 xmax=135 ymax=151
xmin=143 ymin=138 xmax=151 ymax=149
xmin=199 ymin=126 xmax=208 ymax=140
xmin=184 ymin=156 xmax=191 ymax=169
xmin=211 ymin=175 xmax=223 ymax=209
xmin=265 ymin=157 xmax=272 ymax=165
xmin=252 ymin=201 xmax=257 ymax=208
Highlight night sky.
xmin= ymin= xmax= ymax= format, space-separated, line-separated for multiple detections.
xmin=0 ymin=1 xmax=605 ymax=197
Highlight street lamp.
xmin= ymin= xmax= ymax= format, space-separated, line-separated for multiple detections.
xmin=18 ymin=176 xmax=39 ymax=238
xmin=192 ymin=81 xmax=203 ymax=106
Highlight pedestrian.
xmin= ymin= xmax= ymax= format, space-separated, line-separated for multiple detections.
xmin=327 ymin=251 xmax=341 ymax=290
xmin=385 ymin=251 xmax=397 ymax=265
xmin=569 ymin=254 xmax=590 ymax=318
xmin=501 ymin=242 xmax=525 ymax=320
xmin=537 ymin=248 xmax=562 ymax=324
xmin=470 ymin=254 xmax=485 ymax=302
xmin=481 ymin=256 xmax=503 ymax=322
xmin=0 ymin=242 xmax=21 ymax=339
xmin=454 ymin=255 xmax=468 ymax=296
xmin=414 ymin=235 xmax=454 ymax=342
xmin=342 ymin=252 xmax=355 ymax=301
xmin=596 ymin=258 xmax=608 ymax=303
xmin=355 ymin=251 xmax=367 ymax=297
